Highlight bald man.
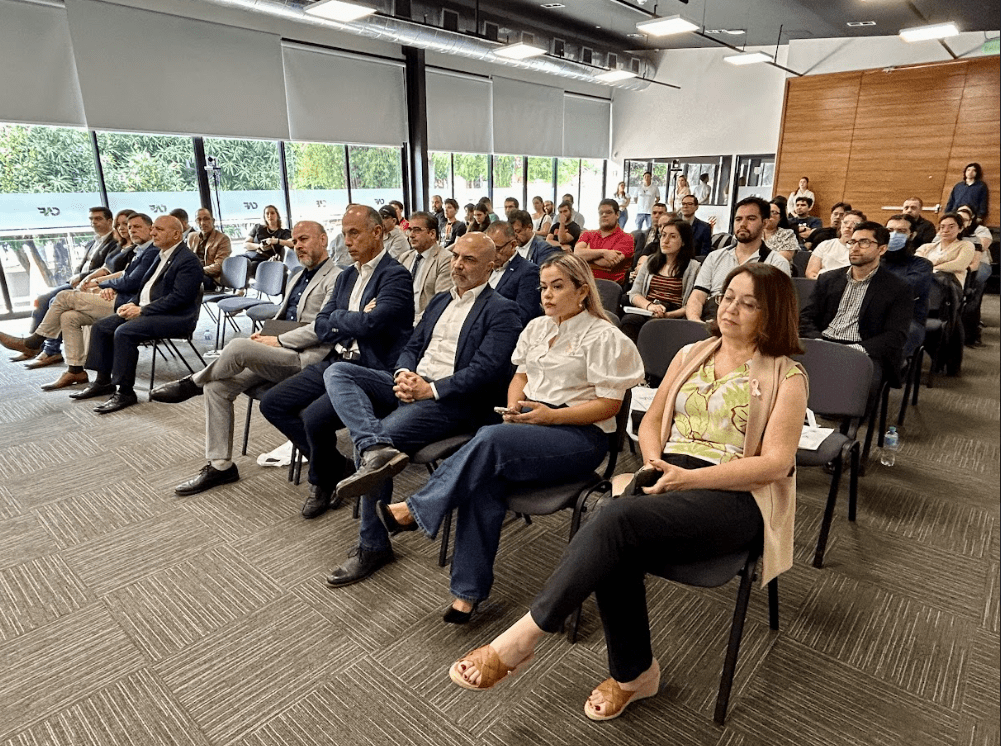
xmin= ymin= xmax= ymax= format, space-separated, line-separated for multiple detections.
xmin=75 ymin=215 xmax=204 ymax=413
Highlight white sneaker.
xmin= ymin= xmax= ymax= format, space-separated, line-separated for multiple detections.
xmin=257 ymin=440 xmax=307 ymax=467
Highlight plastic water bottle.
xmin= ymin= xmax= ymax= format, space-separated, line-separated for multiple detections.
xmin=202 ymin=328 xmax=212 ymax=343
xmin=881 ymin=427 xmax=899 ymax=466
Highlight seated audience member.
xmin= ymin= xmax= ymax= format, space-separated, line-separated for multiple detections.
xmin=484 ymin=221 xmax=543 ymax=325
xmin=397 ymin=211 xmax=453 ymax=323
xmin=956 ymin=205 xmax=993 ymax=347
xmin=633 ymin=171 xmax=660 ymax=232
xmin=901 ymin=197 xmax=937 ymax=247
xmin=188 ymin=208 xmax=232 ymax=290
xmin=574 ymin=199 xmax=634 ymax=285
xmin=687 ymin=197 xmax=791 ymax=322
xmin=379 ymin=205 xmax=410 ymax=259
xmin=639 ymin=202 xmax=669 ymax=255
xmin=430 ymin=194 xmax=445 ymax=230
xmin=806 ymin=209 xmax=866 ymax=279
xmin=883 ymin=214 xmax=933 ymax=360
xmin=463 ymin=203 xmax=476 ymax=228
xmin=915 ymin=213 xmax=976 ymax=288
xmin=441 ymin=198 xmax=467 ymax=249
xmin=243 ymin=205 xmax=292 ymax=275
xmin=323 ymin=233 xmax=524 ymax=586
xmin=503 ymin=198 xmax=519 ymax=220
xmin=510 ymin=210 xmax=561 ymax=266
xmin=22 ymin=207 xmax=118 ymax=369
xmin=789 ymin=197 xmax=822 ymax=243
xmin=787 ymin=177 xmax=815 ymax=216
xmin=259 ymin=205 xmax=414 ymax=517
xmin=328 ymin=228 xmax=351 ymax=268
xmin=678 ymin=194 xmax=712 ymax=256
xmin=79 ymin=210 xmax=136 ymax=286
xmin=945 ymin=162 xmax=988 ymax=219
xmin=468 ymin=203 xmax=493 ymax=233
xmin=72 ymin=215 xmax=204 ymax=414
xmin=389 ymin=200 xmax=409 ymax=231
xmin=366 ymin=253 xmax=643 ymax=621
xmin=763 ymin=199 xmax=801 ymax=261
xmin=801 ymin=221 xmax=913 ymax=391
xmin=620 ymin=218 xmax=700 ymax=342
xmin=479 ymin=197 xmax=500 ymax=224
xmin=151 ymin=221 xmax=340 ymax=496
xmin=1 ymin=214 xmax=156 ymax=390
xmin=546 ymin=201 xmax=583 ymax=252
xmin=447 ymin=264 xmax=807 ymax=721
xmin=562 ymin=193 xmax=586 ymax=228
xmin=805 ymin=202 xmax=850 ymax=250
xmin=531 ymin=196 xmax=552 ymax=237
xmin=632 ymin=211 xmax=676 ymax=275
xmin=170 ymin=208 xmax=195 ymax=242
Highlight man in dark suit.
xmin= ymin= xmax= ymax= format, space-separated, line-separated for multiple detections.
xmin=323 ymin=231 xmax=523 ymax=586
xmin=73 ymin=215 xmax=203 ymax=413
xmin=485 ymin=221 xmax=542 ymax=325
xmin=260 ymin=205 xmax=414 ymax=516
xmin=800 ymin=221 xmax=914 ymax=396
xmin=679 ymin=194 xmax=713 ymax=256
xmin=510 ymin=210 xmax=561 ymax=266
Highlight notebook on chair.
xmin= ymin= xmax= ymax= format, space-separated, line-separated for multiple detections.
xmin=260 ymin=319 xmax=305 ymax=337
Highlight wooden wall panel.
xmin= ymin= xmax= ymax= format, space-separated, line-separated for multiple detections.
xmin=775 ymin=58 xmax=1000 ymax=229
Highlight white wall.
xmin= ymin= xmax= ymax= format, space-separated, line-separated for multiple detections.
xmin=786 ymin=32 xmax=999 ymax=75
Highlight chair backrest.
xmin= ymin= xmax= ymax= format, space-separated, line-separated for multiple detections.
xmin=712 ymin=233 xmax=736 ymax=252
xmin=631 ymin=230 xmax=646 ymax=253
xmin=254 ymin=260 xmax=288 ymax=297
xmin=284 ymin=250 xmax=303 ymax=274
xmin=794 ymin=338 xmax=873 ymax=419
xmin=596 ymin=278 xmax=623 ymax=315
xmin=791 ymin=277 xmax=816 ymax=313
xmin=605 ymin=311 xmax=620 ymax=327
xmin=792 ymin=250 xmax=812 ymax=277
xmin=219 ymin=255 xmax=250 ymax=291
xmin=603 ymin=388 xmax=632 ymax=479
xmin=636 ymin=318 xmax=710 ymax=385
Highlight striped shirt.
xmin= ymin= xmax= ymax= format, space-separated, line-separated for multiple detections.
xmin=822 ymin=265 xmax=879 ymax=348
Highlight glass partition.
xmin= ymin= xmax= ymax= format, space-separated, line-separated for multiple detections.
xmin=348 ymin=145 xmax=404 ymax=212
xmin=286 ymin=141 xmax=348 ymax=236
xmin=492 ymin=155 xmax=524 ymax=213
xmin=527 ymin=157 xmax=555 ymax=205
xmin=452 ymin=153 xmax=489 ymax=211
xmin=202 ymin=137 xmax=284 ymax=240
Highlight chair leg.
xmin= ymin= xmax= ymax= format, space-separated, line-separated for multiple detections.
xmin=294 ymin=451 xmax=302 ymax=485
xmin=567 ymin=604 xmax=583 ymax=644
xmin=288 ymin=445 xmax=297 ymax=483
xmin=813 ymin=450 xmax=845 ymax=569
xmin=713 ymin=559 xmax=756 ymax=725
xmin=876 ymin=382 xmax=890 ymax=449
xmin=149 ymin=340 xmax=158 ymax=395
xmin=767 ymin=578 xmax=779 ymax=631
xmin=352 ymin=496 xmax=360 ymax=520
xmin=185 ymin=337 xmax=206 ymax=368
xmin=241 ymin=398 xmax=253 ymax=457
xmin=438 ymin=510 xmax=453 ymax=567
xmin=861 ymin=396 xmax=879 ymax=462
xmin=912 ymin=347 xmax=923 ymax=404
xmin=848 ymin=442 xmax=861 ymax=522
xmin=167 ymin=339 xmax=197 ymax=375
xmin=898 ymin=352 xmax=917 ymax=427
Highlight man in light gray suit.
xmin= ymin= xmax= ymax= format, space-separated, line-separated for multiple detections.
xmin=151 ymin=221 xmax=341 ymax=495
xmin=396 ymin=211 xmax=452 ymax=324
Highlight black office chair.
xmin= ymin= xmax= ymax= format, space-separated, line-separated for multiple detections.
xmin=791 ymin=277 xmax=816 ymax=314
xmin=595 ymin=278 xmax=624 ymax=317
xmin=635 ymin=319 xmax=710 ymax=387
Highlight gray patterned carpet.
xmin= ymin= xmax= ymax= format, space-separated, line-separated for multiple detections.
xmin=0 ymin=298 xmax=998 ymax=746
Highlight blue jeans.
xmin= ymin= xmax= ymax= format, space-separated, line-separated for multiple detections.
xmin=323 ymin=362 xmax=480 ymax=552
xmin=617 ymin=209 xmax=628 ymax=229
xmin=31 ymin=285 xmax=68 ymax=356
xmin=634 ymin=213 xmax=651 ymax=232
xmin=405 ymin=422 xmax=608 ymax=603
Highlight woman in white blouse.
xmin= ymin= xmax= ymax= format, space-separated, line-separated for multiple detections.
xmin=377 ymin=253 xmax=644 ymax=624
xmin=787 ymin=177 xmax=815 ymax=217
xmin=531 ymin=195 xmax=553 ymax=237
xmin=916 ymin=213 xmax=977 ymax=287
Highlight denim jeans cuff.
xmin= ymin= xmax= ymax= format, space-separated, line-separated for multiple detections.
xmin=354 ymin=436 xmax=393 ymax=456
xmin=405 ymin=497 xmax=434 ymax=538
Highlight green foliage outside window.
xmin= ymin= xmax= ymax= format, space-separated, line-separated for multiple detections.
xmin=0 ymin=124 xmax=97 ymax=193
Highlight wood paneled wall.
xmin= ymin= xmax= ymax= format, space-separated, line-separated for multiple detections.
xmin=775 ymin=57 xmax=999 ymax=228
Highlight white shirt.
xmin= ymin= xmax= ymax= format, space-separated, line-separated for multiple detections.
xmin=813 ymin=238 xmax=850 ymax=274
xmin=693 ymin=244 xmax=791 ymax=297
xmin=511 ymin=312 xmax=644 ymax=433
xmin=138 ymin=243 xmax=181 ymax=307
xmin=383 ymin=227 xmax=409 ymax=260
xmin=413 ymin=283 xmax=487 ymax=396
xmin=692 ymin=182 xmax=711 ymax=204
xmin=337 ymin=248 xmax=386 ymax=357
xmin=635 ymin=183 xmax=660 ymax=214
xmin=488 ymin=256 xmax=514 ymax=288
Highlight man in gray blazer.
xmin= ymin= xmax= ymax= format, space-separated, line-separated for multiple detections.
xmin=151 ymin=221 xmax=341 ymax=495
xmin=395 ymin=210 xmax=452 ymax=324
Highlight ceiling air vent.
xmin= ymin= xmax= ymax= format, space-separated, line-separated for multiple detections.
xmin=484 ymin=21 xmax=500 ymax=41
xmin=630 ymin=57 xmax=641 ymax=73
xmin=521 ymin=32 xmax=536 ymax=46
xmin=607 ymin=52 xmax=618 ymax=69
xmin=581 ymin=46 xmax=593 ymax=65
xmin=393 ymin=0 xmax=411 ymax=20
xmin=552 ymin=37 xmax=566 ymax=57
xmin=441 ymin=9 xmax=459 ymax=32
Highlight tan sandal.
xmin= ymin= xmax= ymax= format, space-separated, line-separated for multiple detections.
xmin=448 ymin=645 xmax=533 ymax=692
xmin=583 ymin=677 xmax=659 ymax=721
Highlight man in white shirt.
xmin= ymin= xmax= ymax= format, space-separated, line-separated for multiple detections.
xmin=322 ymin=231 xmax=523 ymax=587
xmin=396 ymin=211 xmax=452 ymax=323
xmin=561 ymin=193 xmax=586 ymax=228
xmin=633 ymin=172 xmax=660 ymax=232
xmin=692 ymin=172 xmax=712 ymax=204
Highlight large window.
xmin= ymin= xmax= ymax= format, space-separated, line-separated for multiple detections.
xmin=348 ymin=145 xmax=403 ymax=212
xmin=527 ymin=157 xmax=555 ymax=206
xmin=286 ymin=141 xmax=348 ymax=235
xmin=429 ymin=152 xmax=452 ymax=199
xmin=556 ymin=158 xmax=581 ymax=223
xmin=579 ymin=159 xmax=605 ymax=227
xmin=492 ymin=155 xmax=524 ymax=211
xmin=452 ymin=153 xmax=488 ymax=210
xmin=203 ymin=137 xmax=283 ymax=241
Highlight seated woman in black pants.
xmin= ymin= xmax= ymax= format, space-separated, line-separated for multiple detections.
xmin=447 ymin=262 xmax=808 ymax=722
xmin=243 ymin=205 xmax=292 ymax=276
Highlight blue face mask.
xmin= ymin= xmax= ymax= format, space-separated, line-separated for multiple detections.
xmin=887 ymin=232 xmax=908 ymax=252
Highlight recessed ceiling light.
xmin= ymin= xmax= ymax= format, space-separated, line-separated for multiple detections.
xmin=847 ymin=21 xmax=877 ymax=27
xmin=304 ymin=0 xmax=375 ymax=23
xmin=899 ymin=22 xmax=960 ymax=42
xmin=722 ymin=28 xmax=745 ymax=35
xmin=493 ymin=41 xmax=547 ymax=59
xmin=636 ymin=14 xmax=699 ymax=37
xmin=540 ymin=3 xmax=564 ymax=8
xmin=595 ymin=69 xmax=637 ymax=82
xmin=723 ymin=51 xmax=772 ymax=65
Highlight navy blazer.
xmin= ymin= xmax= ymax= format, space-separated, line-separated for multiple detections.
xmin=396 ymin=285 xmax=522 ymax=403
xmin=494 ymin=253 xmax=542 ymax=326
xmin=691 ymin=218 xmax=712 ymax=257
xmin=314 ymin=252 xmax=414 ymax=371
xmin=100 ymin=243 xmax=158 ymax=298
xmin=109 ymin=244 xmax=203 ymax=319
xmin=524 ymin=235 xmax=561 ymax=266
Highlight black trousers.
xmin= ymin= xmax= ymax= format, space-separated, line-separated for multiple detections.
xmin=86 ymin=312 xmax=195 ymax=394
xmin=530 ymin=454 xmax=763 ymax=683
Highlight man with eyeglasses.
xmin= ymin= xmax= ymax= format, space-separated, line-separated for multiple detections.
xmin=484 ymin=221 xmax=542 ymax=325
xmin=800 ymin=221 xmax=914 ymax=393
xmin=678 ymin=194 xmax=712 ymax=256
xmin=398 ymin=211 xmax=452 ymax=324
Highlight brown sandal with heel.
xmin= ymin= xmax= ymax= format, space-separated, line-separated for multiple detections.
xmin=583 ymin=677 xmax=659 ymax=721
xmin=448 ymin=645 xmax=533 ymax=691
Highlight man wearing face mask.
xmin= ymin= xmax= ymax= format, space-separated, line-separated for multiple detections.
xmin=882 ymin=214 xmax=933 ymax=360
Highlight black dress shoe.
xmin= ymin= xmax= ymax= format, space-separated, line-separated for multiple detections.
xmin=301 ymin=484 xmax=333 ymax=519
xmin=376 ymin=500 xmax=418 ymax=536
xmin=335 ymin=446 xmax=409 ymax=502
xmin=150 ymin=375 xmax=202 ymax=404
xmin=174 ymin=463 xmax=240 ymax=496
xmin=69 ymin=382 xmax=116 ymax=400
xmin=443 ymin=601 xmax=480 ymax=625
xmin=93 ymin=391 xmax=139 ymax=414
xmin=326 ymin=546 xmax=395 ymax=587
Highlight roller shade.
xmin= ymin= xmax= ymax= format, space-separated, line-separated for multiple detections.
xmin=65 ymin=0 xmax=288 ymax=139
xmin=283 ymin=43 xmax=406 ymax=146
xmin=426 ymin=70 xmax=492 ymax=153
xmin=0 ymin=0 xmax=86 ymax=126
xmin=492 ymin=76 xmax=563 ymax=157
xmin=563 ymin=94 xmax=611 ymax=159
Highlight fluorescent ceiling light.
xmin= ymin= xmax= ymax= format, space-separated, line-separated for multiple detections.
xmin=595 ymin=69 xmax=637 ymax=82
xmin=305 ymin=0 xmax=375 ymax=23
xmin=723 ymin=51 xmax=773 ymax=65
xmin=899 ymin=22 xmax=960 ymax=42
xmin=722 ymin=29 xmax=746 ymax=35
xmin=493 ymin=42 xmax=547 ymax=59
xmin=636 ymin=15 xmax=699 ymax=37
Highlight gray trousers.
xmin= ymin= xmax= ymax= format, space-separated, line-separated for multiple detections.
xmin=35 ymin=290 xmax=114 ymax=366
xmin=193 ymin=337 xmax=304 ymax=462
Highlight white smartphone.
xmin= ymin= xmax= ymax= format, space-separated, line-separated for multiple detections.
xmin=494 ymin=406 xmax=516 ymax=415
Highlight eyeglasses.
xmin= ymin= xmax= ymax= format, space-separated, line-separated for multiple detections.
xmin=719 ymin=294 xmax=760 ymax=313
xmin=846 ymin=238 xmax=879 ymax=248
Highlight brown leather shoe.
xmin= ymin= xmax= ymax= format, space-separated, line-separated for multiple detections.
xmin=41 ymin=370 xmax=89 ymax=391
xmin=25 ymin=352 xmax=64 ymax=369
xmin=0 ymin=331 xmax=40 ymax=358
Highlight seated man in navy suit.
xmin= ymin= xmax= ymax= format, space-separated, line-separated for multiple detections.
xmin=323 ymin=231 xmax=523 ymax=586
xmin=73 ymin=215 xmax=203 ymax=414
xmin=510 ymin=210 xmax=561 ymax=266
xmin=678 ymin=194 xmax=713 ymax=256
xmin=484 ymin=221 xmax=542 ymax=325
xmin=260 ymin=205 xmax=415 ymax=518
